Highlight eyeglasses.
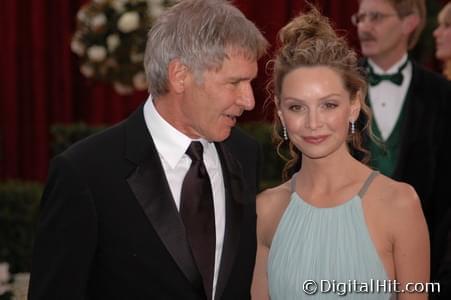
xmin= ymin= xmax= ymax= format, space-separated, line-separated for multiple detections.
xmin=351 ymin=11 xmax=397 ymax=26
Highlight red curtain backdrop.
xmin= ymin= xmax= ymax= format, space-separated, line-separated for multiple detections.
xmin=0 ymin=0 xmax=375 ymax=182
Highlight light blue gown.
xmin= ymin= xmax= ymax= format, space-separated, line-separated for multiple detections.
xmin=268 ymin=171 xmax=396 ymax=299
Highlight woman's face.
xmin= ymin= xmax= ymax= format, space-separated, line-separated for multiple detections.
xmin=277 ymin=66 xmax=360 ymax=161
xmin=434 ymin=10 xmax=451 ymax=61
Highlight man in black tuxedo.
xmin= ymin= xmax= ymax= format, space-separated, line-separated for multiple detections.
xmin=28 ymin=1 xmax=268 ymax=299
xmin=353 ymin=0 xmax=451 ymax=298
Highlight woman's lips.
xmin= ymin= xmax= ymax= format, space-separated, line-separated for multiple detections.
xmin=302 ymin=135 xmax=329 ymax=144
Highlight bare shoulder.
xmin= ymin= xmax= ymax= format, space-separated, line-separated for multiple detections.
xmin=257 ymin=182 xmax=291 ymax=214
xmin=369 ymin=174 xmax=425 ymax=230
xmin=256 ymin=182 xmax=292 ymax=246
xmin=372 ymin=174 xmax=421 ymax=210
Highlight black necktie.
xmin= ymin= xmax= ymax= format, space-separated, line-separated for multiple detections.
xmin=367 ymin=59 xmax=408 ymax=86
xmin=180 ymin=141 xmax=216 ymax=299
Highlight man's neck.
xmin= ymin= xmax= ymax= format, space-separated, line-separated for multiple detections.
xmin=368 ymin=50 xmax=408 ymax=71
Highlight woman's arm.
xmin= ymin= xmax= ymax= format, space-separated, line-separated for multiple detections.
xmin=252 ymin=238 xmax=270 ymax=300
xmin=251 ymin=192 xmax=271 ymax=300
xmin=391 ymin=183 xmax=430 ymax=300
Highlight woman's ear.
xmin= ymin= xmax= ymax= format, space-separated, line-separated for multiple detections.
xmin=276 ymin=97 xmax=286 ymax=127
xmin=350 ymin=91 xmax=362 ymax=122
xmin=167 ymin=58 xmax=188 ymax=94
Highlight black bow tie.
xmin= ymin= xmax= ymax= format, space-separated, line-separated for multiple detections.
xmin=367 ymin=60 xmax=409 ymax=86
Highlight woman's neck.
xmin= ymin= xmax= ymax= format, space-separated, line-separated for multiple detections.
xmin=298 ymin=150 xmax=364 ymax=192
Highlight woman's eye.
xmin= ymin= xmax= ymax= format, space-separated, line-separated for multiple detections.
xmin=323 ymin=102 xmax=338 ymax=109
xmin=289 ymin=105 xmax=302 ymax=111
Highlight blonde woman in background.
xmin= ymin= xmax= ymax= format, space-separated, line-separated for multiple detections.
xmin=434 ymin=2 xmax=451 ymax=80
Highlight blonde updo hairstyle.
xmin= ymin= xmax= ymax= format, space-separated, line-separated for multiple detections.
xmin=270 ymin=7 xmax=373 ymax=179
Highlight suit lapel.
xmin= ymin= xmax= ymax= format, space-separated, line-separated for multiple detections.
xmin=393 ymin=62 xmax=425 ymax=178
xmin=124 ymin=106 xmax=203 ymax=292
xmin=214 ymin=142 xmax=249 ymax=300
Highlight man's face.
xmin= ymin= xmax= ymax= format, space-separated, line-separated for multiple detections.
xmin=356 ymin=0 xmax=407 ymax=62
xmin=179 ymin=51 xmax=258 ymax=142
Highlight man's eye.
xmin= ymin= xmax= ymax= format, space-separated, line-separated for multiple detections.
xmin=370 ymin=12 xmax=383 ymax=22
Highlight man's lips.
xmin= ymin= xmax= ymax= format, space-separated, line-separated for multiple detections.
xmin=358 ymin=33 xmax=376 ymax=44
xmin=223 ymin=113 xmax=240 ymax=125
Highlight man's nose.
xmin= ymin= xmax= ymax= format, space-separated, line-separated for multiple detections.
xmin=237 ymin=83 xmax=255 ymax=111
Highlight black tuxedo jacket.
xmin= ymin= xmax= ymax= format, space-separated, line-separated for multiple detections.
xmin=362 ymin=61 xmax=451 ymax=298
xmin=28 ymin=105 xmax=261 ymax=300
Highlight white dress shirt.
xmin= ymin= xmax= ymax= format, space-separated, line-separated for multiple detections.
xmin=368 ymin=54 xmax=412 ymax=141
xmin=143 ymin=96 xmax=225 ymax=298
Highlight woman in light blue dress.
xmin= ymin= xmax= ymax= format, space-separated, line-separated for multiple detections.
xmin=251 ymin=7 xmax=429 ymax=300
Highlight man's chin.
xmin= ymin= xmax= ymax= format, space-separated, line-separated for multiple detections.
xmin=208 ymin=127 xmax=232 ymax=142
xmin=360 ymin=43 xmax=378 ymax=56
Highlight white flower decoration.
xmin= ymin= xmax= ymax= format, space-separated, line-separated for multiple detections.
xmin=90 ymin=13 xmax=107 ymax=30
xmin=70 ymin=39 xmax=85 ymax=56
xmin=149 ymin=5 xmax=164 ymax=18
xmin=0 ymin=262 xmax=11 ymax=296
xmin=113 ymin=82 xmax=134 ymax=95
xmin=72 ymin=0 xmax=178 ymax=94
xmin=87 ymin=46 xmax=107 ymax=62
xmin=0 ymin=262 xmax=10 ymax=283
xmin=10 ymin=273 xmax=30 ymax=299
xmin=106 ymin=34 xmax=120 ymax=52
xmin=117 ymin=11 xmax=140 ymax=33
xmin=130 ymin=52 xmax=144 ymax=63
xmin=133 ymin=72 xmax=148 ymax=90
xmin=80 ymin=64 xmax=95 ymax=78
xmin=77 ymin=9 xmax=88 ymax=22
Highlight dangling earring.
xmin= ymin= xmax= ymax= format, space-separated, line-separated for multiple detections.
xmin=283 ymin=126 xmax=288 ymax=141
xmin=350 ymin=121 xmax=356 ymax=134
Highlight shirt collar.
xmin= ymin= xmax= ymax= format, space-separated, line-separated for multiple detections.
xmin=143 ymin=95 xmax=210 ymax=169
xmin=368 ymin=54 xmax=409 ymax=75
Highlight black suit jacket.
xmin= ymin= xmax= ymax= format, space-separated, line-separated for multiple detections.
xmin=28 ymin=105 xmax=261 ymax=300
xmin=363 ymin=61 xmax=451 ymax=298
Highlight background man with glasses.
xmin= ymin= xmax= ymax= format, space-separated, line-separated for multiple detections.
xmin=353 ymin=0 xmax=451 ymax=298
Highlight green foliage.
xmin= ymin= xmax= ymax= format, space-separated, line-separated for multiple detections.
xmin=238 ymin=122 xmax=285 ymax=189
xmin=0 ymin=181 xmax=42 ymax=273
xmin=51 ymin=123 xmax=105 ymax=156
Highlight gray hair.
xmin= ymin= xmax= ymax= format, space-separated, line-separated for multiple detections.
xmin=144 ymin=0 xmax=268 ymax=97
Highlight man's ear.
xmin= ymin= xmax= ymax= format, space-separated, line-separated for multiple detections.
xmin=168 ymin=58 xmax=188 ymax=94
xmin=402 ymin=14 xmax=420 ymax=36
